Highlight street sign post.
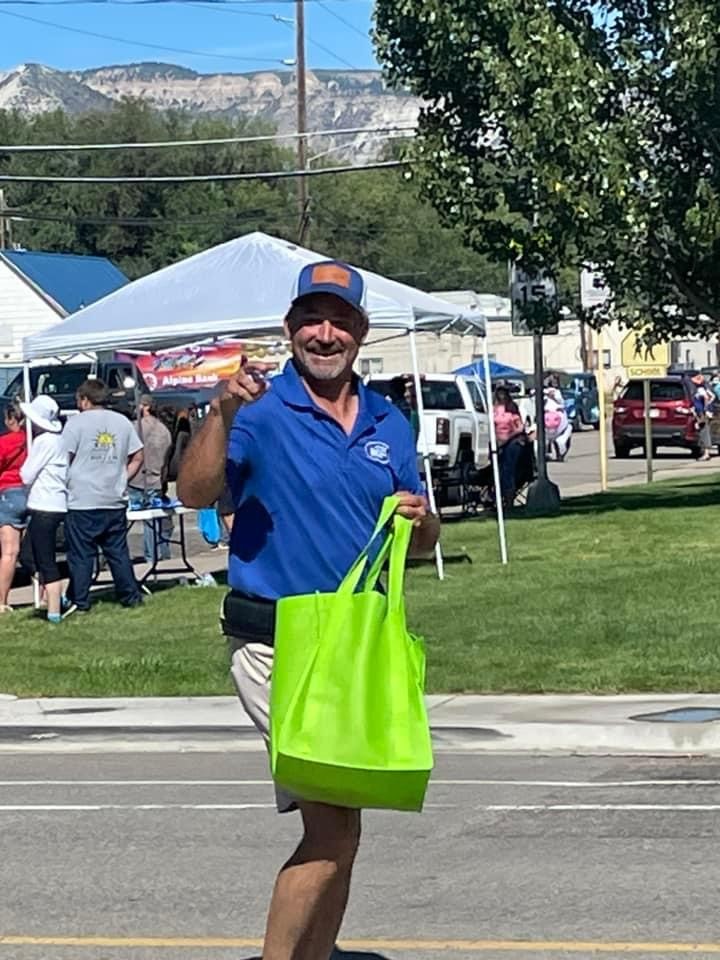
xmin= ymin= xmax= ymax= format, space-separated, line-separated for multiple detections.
xmin=580 ymin=267 xmax=610 ymax=310
xmin=511 ymin=266 xmax=559 ymax=336
xmin=580 ymin=268 xmax=611 ymax=494
xmin=509 ymin=264 xmax=560 ymax=515
xmin=594 ymin=328 xmax=609 ymax=492
xmin=643 ymin=379 xmax=654 ymax=484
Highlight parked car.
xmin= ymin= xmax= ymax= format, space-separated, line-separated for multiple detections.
xmin=4 ymin=361 xmax=214 ymax=480
xmin=366 ymin=373 xmax=490 ymax=473
xmin=612 ymin=376 xmax=717 ymax=458
xmin=546 ymin=371 xmax=600 ymax=430
xmin=4 ymin=361 xmax=142 ymax=419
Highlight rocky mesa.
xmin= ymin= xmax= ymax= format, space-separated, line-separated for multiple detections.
xmin=0 ymin=62 xmax=419 ymax=159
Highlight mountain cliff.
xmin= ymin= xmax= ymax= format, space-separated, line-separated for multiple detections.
xmin=0 ymin=62 xmax=418 ymax=159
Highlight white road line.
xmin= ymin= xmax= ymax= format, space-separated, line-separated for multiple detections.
xmin=485 ymin=803 xmax=720 ymax=812
xmin=1 ymin=778 xmax=720 ymax=787
xmin=0 ymin=802 xmax=454 ymax=812
xmin=0 ymin=802 xmax=716 ymax=813
xmin=0 ymin=803 xmax=277 ymax=811
xmin=0 ymin=780 xmax=273 ymax=786
xmin=436 ymin=780 xmax=720 ymax=788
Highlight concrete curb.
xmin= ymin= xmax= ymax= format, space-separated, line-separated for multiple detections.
xmin=2 ymin=693 xmax=720 ymax=753
xmin=430 ymin=722 xmax=720 ymax=754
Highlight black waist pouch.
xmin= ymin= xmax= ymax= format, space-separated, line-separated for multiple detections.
xmin=221 ymin=590 xmax=276 ymax=653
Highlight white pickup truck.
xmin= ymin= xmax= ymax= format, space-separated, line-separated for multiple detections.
xmin=366 ymin=373 xmax=490 ymax=472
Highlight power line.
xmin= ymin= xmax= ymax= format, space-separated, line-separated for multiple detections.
xmin=0 ymin=0 xmax=370 ymax=68
xmin=0 ymin=7 xmax=289 ymax=63
xmin=0 ymin=123 xmax=414 ymax=152
xmin=0 ymin=0 xmax=354 ymax=4
xmin=189 ymin=2 xmax=358 ymax=70
xmin=188 ymin=1 xmax=286 ymax=18
xmin=256 ymin=9 xmax=357 ymax=70
xmin=4 ymin=211 xmax=272 ymax=227
xmin=315 ymin=0 xmax=367 ymax=40
xmin=6 ymin=206 xmax=273 ymax=225
xmin=306 ymin=35 xmax=356 ymax=71
xmin=0 ymin=158 xmax=409 ymax=183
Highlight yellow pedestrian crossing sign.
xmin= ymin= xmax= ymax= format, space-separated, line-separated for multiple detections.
xmin=621 ymin=329 xmax=670 ymax=377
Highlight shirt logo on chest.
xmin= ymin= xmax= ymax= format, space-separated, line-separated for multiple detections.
xmin=365 ymin=440 xmax=390 ymax=465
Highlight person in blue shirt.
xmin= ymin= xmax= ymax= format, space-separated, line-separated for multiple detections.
xmin=178 ymin=259 xmax=439 ymax=960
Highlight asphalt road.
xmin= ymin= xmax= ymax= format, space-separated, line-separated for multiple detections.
xmin=3 ymin=750 xmax=720 ymax=959
xmin=547 ymin=426 xmax=719 ymax=497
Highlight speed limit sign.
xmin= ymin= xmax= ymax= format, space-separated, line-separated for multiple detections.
xmin=510 ymin=265 xmax=559 ymax=335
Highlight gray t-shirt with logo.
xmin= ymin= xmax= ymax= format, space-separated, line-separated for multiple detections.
xmin=62 ymin=408 xmax=143 ymax=510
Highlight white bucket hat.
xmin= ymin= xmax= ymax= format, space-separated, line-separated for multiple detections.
xmin=20 ymin=395 xmax=62 ymax=433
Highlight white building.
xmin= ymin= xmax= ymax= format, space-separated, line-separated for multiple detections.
xmin=0 ymin=249 xmax=127 ymax=387
xmin=357 ymin=289 xmax=719 ymax=386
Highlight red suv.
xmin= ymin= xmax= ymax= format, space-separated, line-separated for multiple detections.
xmin=612 ymin=377 xmax=700 ymax=458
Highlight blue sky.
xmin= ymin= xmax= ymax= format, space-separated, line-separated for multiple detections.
xmin=0 ymin=0 xmax=377 ymax=74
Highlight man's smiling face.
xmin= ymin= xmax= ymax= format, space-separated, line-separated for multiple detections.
xmin=286 ymin=293 xmax=368 ymax=383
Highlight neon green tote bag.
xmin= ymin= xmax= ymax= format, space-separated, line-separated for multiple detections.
xmin=270 ymin=496 xmax=433 ymax=812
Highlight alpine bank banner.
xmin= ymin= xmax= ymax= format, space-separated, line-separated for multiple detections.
xmin=117 ymin=341 xmax=288 ymax=391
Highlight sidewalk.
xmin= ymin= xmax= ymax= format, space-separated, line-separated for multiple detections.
xmin=3 ymin=693 xmax=720 ymax=754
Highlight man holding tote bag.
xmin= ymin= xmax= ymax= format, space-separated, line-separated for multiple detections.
xmin=178 ymin=260 xmax=439 ymax=960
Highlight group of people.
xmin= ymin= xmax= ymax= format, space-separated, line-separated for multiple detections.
xmin=689 ymin=372 xmax=720 ymax=461
xmin=491 ymin=382 xmax=572 ymax=504
xmin=0 ymin=380 xmax=173 ymax=620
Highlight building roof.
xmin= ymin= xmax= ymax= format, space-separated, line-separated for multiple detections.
xmin=0 ymin=249 xmax=128 ymax=315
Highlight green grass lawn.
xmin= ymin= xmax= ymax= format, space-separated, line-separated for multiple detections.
xmin=3 ymin=474 xmax=720 ymax=697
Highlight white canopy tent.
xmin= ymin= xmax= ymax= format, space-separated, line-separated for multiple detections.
xmin=22 ymin=231 xmax=507 ymax=572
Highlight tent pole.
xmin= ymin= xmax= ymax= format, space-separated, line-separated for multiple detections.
xmin=21 ymin=362 xmax=41 ymax=609
xmin=408 ymin=328 xmax=444 ymax=581
xmin=21 ymin=362 xmax=32 ymax=436
xmin=481 ymin=338 xmax=508 ymax=565
xmin=131 ymin=358 xmax=146 ymax=495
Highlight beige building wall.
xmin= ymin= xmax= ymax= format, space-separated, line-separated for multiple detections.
xmin=359 ymin=288 xmax=719 ymax=391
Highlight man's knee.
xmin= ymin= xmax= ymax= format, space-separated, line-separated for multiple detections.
xmin=299 ymin=802 xmax=362 ymax=869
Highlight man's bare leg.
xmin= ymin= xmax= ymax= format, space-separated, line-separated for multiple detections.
xmin=262 ymin=800 xmax=361 ymax=960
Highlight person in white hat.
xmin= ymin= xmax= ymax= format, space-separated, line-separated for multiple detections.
xmin=19 ymin=395 xmax=68 ymax=624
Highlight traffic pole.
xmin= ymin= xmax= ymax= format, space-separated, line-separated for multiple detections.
xmin=596 ymin=328 xmax=609 ymax=492
xmin=525 ymin=332 xmax=561 ymax=516
xmin=643 ymin=377 xmax=654 ymax=483
xmin=295 ymin=0 xmax=309 ymax=244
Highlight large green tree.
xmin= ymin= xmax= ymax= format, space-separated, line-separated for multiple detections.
xmin=375 ymin=0 xmax=720 ymax=337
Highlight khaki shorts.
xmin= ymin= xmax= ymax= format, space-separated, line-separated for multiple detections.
xmin=230 ymin=642 xmax=299 ymax=814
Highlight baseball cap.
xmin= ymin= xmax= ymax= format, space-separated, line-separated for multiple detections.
xmin=293 ymin=260 xmax=367 ymax=313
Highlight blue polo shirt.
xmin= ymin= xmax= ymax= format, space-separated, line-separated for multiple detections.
xmin=225 ymin=359 xmax=422 ymax=600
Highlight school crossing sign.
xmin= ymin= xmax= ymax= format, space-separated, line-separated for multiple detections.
xmin=620 ymin=329 xmax=670 ymax=378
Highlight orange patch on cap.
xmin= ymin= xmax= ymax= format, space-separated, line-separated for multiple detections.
xmin=311 ymin=264 xmax=351 ymax=288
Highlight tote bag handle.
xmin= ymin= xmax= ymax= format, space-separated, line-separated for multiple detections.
xmin=335 ymin=495 xmax=399 ymax=598
xmin=386 ymin=514 xmax=414 ymax=615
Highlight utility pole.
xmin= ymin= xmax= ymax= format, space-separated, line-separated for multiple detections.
xmin=579 ymin=319 xmax=589 ymax=371
xmin=0 ymin=189 xmax=6 ymax=250
xmin=295 ymin=0 xmax=309 ymax=245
